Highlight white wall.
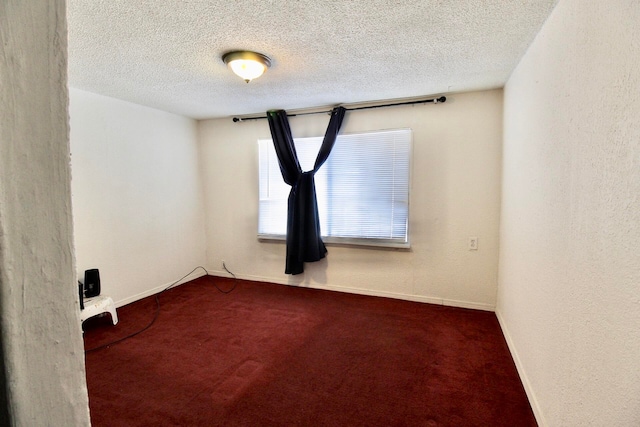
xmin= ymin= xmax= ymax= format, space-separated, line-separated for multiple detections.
xmin=200 ymin=90 xmax=503 ymax=310
xmin=0 ymin=1 xmax=91 ymax=425
xmin=497 ymin=0 xmax=640 ymax=425
xmin=70 ymin=89 xmax=207 ymax=306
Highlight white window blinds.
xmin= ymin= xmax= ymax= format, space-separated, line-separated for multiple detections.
xmin=258 ymin=128 xmax=411 ymax=248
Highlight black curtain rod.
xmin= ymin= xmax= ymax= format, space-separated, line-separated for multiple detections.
xmin=232 ymin=96 xmax=446 ymax=122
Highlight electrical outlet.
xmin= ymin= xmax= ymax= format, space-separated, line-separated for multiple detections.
xmin=468 ymin=237 xmax=478 ymax=251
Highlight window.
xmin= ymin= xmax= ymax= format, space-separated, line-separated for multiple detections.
xmin=258 ymin=129 xmax=411 ymax=248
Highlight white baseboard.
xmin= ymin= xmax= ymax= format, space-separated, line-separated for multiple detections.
xmin=208 ymin=269 xmax=495 ymax=312
xmin=495 ymin=309 xmax=546 ymax=427
xmin=113 ymin=269 xmax=207 ymax=308
xmin=114 ymin=267 xmax=495 ymax=312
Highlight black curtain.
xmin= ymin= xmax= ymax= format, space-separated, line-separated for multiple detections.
xmin=267 ymin=107 xmax=346 ymax=275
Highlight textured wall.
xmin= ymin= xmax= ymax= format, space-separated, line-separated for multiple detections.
xmin=199 ymin=90 xmax=503 ymax=310
xmin=70 ymin=89 xmax=207 ymax=306
xmin=498 ymin=0 xmax=640 ymax=425
xmin=0 ymin=1 xmax=91 ymax=426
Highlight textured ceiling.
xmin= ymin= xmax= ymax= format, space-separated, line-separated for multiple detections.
xmin=67 ymin=0 xmax=558 ymax=119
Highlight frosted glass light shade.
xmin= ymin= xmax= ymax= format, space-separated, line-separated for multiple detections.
xmin=222 ymin=51 xmax=271 ymax=83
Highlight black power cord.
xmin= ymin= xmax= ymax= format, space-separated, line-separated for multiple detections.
xmin=84 ymin=265 xmax=237 ymax=353
xmin=215 ymin=262 xmax=238 ymax=294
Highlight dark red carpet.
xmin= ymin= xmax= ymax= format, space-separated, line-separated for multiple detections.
xmin=83 ymin=276 xmax=536 ymax=426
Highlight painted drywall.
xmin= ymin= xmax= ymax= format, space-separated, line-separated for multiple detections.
xmin=0 ymin=1 xmax=91 ymax=425
xmin=200 ymin=90 xmax=503 ymax=310
xmin=497 ymin=0 xmax=640 ymax=425
xmin=70 ymin=89 xmax=207 ymax=306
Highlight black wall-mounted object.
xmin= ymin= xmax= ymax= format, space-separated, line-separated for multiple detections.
xmin=84 ymin=269 xmax=101 ymax=298
xmin=78 ymin=282 xmax=84 ymax=309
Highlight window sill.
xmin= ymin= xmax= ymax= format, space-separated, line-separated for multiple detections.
xmin=258 ymin=234 xmax=411 ymax=250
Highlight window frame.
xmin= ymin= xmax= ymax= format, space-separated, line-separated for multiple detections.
xmin=257 ymin=128 xmax=413 ymax=249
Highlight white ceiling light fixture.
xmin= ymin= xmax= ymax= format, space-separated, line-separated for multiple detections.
xmin=222 ymin=51 xmax=271 ymax=83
